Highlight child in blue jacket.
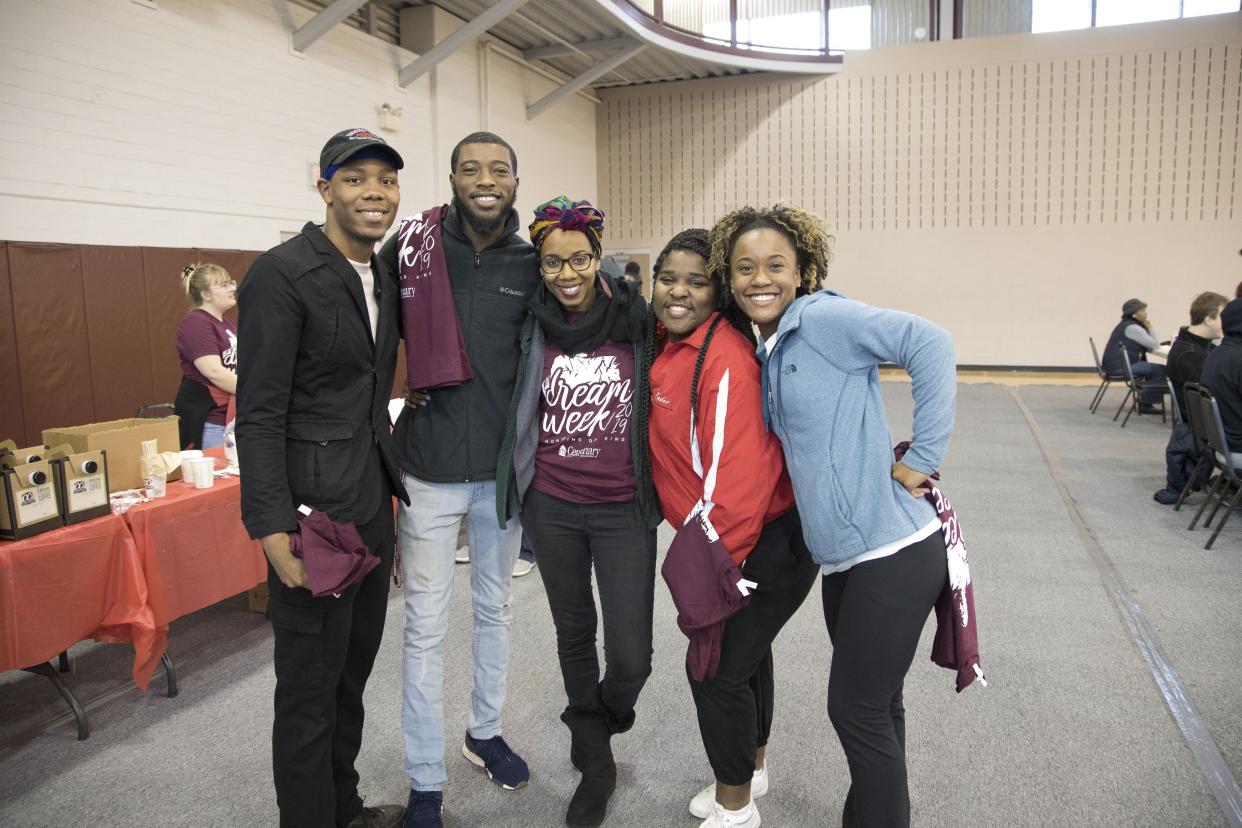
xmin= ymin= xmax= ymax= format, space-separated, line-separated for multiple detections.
xmin=708 ymin=204 xmax=956 ymax=828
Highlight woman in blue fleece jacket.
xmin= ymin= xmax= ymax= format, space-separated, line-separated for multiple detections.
xmin=708 ymin=204 xmax=956 ymax=828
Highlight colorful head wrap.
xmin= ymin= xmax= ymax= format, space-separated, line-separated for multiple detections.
xmin=529 ymin=196 xmax=606 ymax=255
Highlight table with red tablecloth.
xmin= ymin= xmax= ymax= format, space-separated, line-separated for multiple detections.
xmin=1 ymin=459 xmax=266 ymax=703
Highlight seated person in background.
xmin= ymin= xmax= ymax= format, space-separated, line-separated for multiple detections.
xmin=1101 ymin=298 xmax=1164 ymax=412
xmin=1167 ymin=292 xmax=1226 ymax=419
xmin=623 ymin=260 xmax=642 ymax=285
xmin=1200 ymin=299 xmax=1242 ymax=462
xmin=1154 ymin=291 xmax=1227 ymax=504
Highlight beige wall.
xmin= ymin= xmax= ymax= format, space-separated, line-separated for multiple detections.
xmin=0 ymin=0 xmax=598 ymax=252
xmin=597 ymin=14 xmax=1242 ymax=366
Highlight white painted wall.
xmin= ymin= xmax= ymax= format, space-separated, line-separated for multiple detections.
xmin=0 ymin=0 xmax=599 ymax=250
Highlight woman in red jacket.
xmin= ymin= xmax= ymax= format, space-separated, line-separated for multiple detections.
xmin=646 ymin=228 xmax=818 ymax=828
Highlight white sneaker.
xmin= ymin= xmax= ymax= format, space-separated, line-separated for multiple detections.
xmin=512 ymin=557 xmax=535 ymax=577
xmin=699 ymin=800 xmax=760 ymax=828
xmin=689 ymin=764 xmax=769 ymax=818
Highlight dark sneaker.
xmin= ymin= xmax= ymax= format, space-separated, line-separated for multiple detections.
xmin=349 ymin=803 xmax=404 ymax=828
xmin=398 ymin=790 xmax=443 ymax=828
xmin=463 ymin=732 xmax=529 ymax=790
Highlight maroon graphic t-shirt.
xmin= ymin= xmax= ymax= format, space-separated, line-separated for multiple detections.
xmin=176 ymin=309 xmax=238 ymax=424
xmin=530 ymin=338 xmax=637 ymax=504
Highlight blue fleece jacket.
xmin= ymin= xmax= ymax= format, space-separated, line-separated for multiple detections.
xmin=762 ymin=291 xmax=956 ymax=568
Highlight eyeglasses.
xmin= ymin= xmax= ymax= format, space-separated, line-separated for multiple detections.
xmin=210 ymin=280 xmax=238 ymax=291
xmin=540 ymin=252 xmax=594 ymax=275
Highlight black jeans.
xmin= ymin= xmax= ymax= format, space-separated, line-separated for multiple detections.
xmin=823 ymin=529 xmax=948 ymax=828
xmin=521 ymin=487 xmax=657 ymax=732
xmin=688 ymin=508 xmax=818 ymax=785
xmin=268 ymin=495 xmax=395 ymax=828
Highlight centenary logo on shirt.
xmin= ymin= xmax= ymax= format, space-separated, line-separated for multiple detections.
xmin=558 ymin=444 xmax=601 ymax=459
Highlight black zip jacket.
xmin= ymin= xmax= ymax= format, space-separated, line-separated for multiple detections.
xmin=379 ymin=204 xmax=538 ymax=482
xmin=237 ymin=222 xmax=407 ymax=540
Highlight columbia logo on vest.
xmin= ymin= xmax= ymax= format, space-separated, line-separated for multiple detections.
xmin=499 ymin=286 xmax=524 ymax=296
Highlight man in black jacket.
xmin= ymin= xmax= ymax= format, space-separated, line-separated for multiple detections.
xmin=1201 ymin=298 xmax=1242 ymax=459
xmin=236 ymin=128 xmax=408 ymax=828
xmin=378 ymin=132 xmax=536 ymax=828
xmin=1167 ymin=291 xmax=1226 ymax=419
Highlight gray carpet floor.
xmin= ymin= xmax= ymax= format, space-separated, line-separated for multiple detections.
xmin=1 ymin=382 xmax=1238 ymax=827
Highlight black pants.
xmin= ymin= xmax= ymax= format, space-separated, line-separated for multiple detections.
xmin=268 ymin=497 xmax=395 ymax=828
xmin=823 ymin=529 xmax=948 ymax=828
xmin=688 ymin=508 xmax=818 ymax=785
xmin=521 ymin=488 xmax=657 ymax=732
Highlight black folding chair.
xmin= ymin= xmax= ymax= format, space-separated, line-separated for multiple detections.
xmin=1189 ymin=386 xmax=1242 ymax=548
xmin=1175 ymin=383 xmax=1213 ymax=511
xmin=1115 ymin=345 xmax=1168 ymax=427
xmin=135 ymin=403 xmax=176 ymax=418
xmin=1088 ymin=337 xmax=1123 ymax=414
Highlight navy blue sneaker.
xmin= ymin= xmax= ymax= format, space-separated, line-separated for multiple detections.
xmin=398 ymin=789 xmax=443 ymax=828
xmin=462 ymin=731 xmax=529 ymax=790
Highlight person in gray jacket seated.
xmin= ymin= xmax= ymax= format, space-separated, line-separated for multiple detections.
xmin=1101 ymin=298 xmax=1165 ymax=412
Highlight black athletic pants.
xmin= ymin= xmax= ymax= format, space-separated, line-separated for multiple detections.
xmin=823 ymin=529 xmax=948 ymax=828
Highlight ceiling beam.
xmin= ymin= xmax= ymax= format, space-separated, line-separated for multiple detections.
xmin=398 ymin=0 xmax=533 ymax=88
xmin=291 ymin=0 xmax=371 ymax=53
xmin=522 ymin=36 xmax=639 ymax=62
xmin=527 ymin=41 xmax=645 ymax=120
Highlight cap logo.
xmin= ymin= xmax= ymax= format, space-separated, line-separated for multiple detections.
xmin=346 ymin=129 xmax=380 ymax=141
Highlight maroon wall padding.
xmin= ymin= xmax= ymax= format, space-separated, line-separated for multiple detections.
xmin=0 ymin=243 xmax=27 ymax=443
xmin=81 ymin=245 xmax=155 ymax=422
xmin=141 ymin=247 xmax=198 ymax=405
xmin=8 ymin=243 xmax=94 ymax=441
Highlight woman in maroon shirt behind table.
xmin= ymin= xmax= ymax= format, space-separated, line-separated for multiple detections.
xmin=496 ymin=196 xmax=661 ymax=828
xmin=174 ymin=263 xmax=238 ymax=449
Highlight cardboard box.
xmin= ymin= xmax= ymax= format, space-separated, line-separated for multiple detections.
xmin=247 ymin=583 xmax=269 ymax=614
xmin=0 ymin=459 xmax=64 ymax=540
xmin=43 ymin=417 xmax=180 ymax=492
xmin=52 ymin=449 xmax=111 ymax=524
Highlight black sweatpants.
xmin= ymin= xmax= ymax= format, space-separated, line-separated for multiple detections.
xmin=521 ymin=488 xmax=657 ymax=731
xmin=268 ymin=498 xmax=395 ymax=828
xmin=688 ymin=508 xmax=819 ymax=785
xmin=823 ymin=528 xmax=948 ymax=828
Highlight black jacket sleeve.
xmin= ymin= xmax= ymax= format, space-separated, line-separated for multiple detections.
xmin=236 ymin=253 xmax=304 ymax=540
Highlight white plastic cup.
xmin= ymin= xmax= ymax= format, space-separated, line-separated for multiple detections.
xmin=180 ymin=450 xmax=204 ymax=485
xmin=190 ymin=457 xmax=215 ymax=489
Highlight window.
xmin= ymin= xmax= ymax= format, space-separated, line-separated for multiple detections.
xmin=702 ymin=4 xmax=872 ymax=52
xmin=1033 ymin=0 xmax=1240 ymax=33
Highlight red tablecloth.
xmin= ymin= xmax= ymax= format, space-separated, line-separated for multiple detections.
xmin=124 ymin=471 xmax=266 ymax=630
xmin=0 ymin=515 xmax=161 ymax=687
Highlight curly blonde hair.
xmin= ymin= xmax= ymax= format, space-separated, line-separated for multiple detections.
xmin=707 ymin=204 xmax=835 ymax=304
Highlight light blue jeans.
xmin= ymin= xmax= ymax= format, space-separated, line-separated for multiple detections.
xmin=399 ymin=476 xmax=522 ymax=791
xmin=201 ymin=422 xmax=226 ymax=449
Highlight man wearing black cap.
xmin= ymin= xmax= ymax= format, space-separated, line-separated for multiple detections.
xmin=237 ymin=128 xmax=408 ymax=828
xmin=1101 ymin=298 xmax=1165 ymax=411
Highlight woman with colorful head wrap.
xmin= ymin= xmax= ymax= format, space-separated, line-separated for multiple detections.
xmin=642 ymin=229 xmax=818 ymax=828
xmin=495 ymin=196 xmax=662 ymax=828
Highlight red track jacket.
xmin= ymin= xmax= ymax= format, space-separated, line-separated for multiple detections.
xmin=648 ymin=314 xmax=795 ymax=565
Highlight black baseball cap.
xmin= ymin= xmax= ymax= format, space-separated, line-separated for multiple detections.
xmin=319 ymin=128 xmax=404 ymax=178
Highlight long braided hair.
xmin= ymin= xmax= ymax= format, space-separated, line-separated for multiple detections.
xmin=707 ymin=204 xmax=835 ymax=307
xmin=642 ymin=228 xmax=746 ymax=436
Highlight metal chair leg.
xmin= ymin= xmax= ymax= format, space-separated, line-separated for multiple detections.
xmin=1190 ymin=473 xmax=1226 ymax=530
xmin=1114 ymin=388 xmax=1134 ymax=422
xmin=1205 ymin=485 xmax=1242 ymax=549
xmin=57 ymin=650 xmax=72 ymax=673
xmin=161 ymin=651 xmax=178 ymax=698
xmin=1173 ymin=457 xmax=1211 ymax=511
xmin=1203 ymin=479 xmax=1234 ymax=529
xmin=23 ymin=662 xmax=89 ymax=740
xmin=1090 ymin=381 xmax=1108 ymax=413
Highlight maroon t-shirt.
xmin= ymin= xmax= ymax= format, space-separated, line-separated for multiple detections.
xmin=176 ymin=309 xmax=237 ymax=424
xmin=530 ymin=337 xmax=637 ymax=504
